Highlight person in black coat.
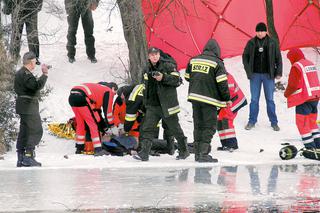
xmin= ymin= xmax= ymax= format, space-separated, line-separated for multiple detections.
xmin=242 ymin=22 xmax=282 ymax=131
xmin=185 ymin=39 xmax=230 ymax=162
xmin=14 ymin=51 xmax=50 ymax=167
xmin=2 ymin=0 xmax=43 ymax=64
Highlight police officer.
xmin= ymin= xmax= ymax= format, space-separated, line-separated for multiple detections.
xmin=133 ymin=47 xmax=189 ymax=161
xmin=3 ymin=0 xmax=43 ymax=64
xmin=14 ymin=51 xmax=49 ymax=167
xmin=185 ymin=39 xmax=230 ymax=162
xmin=65 ymin=0 xmax=99 ymax=63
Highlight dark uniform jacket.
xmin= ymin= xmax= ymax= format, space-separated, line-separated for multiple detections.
xmin=65 ymin=0 xmax=99 ymax=14
xmin=14 ymin=66 xmax=47 ymax=114
xmin=124 ymin=84 xmax=145 ymax=132
xmin=242 ymin=35 xmax=282 ymax=79
xmin=185 ymin=39 xmax=230 ymax=107
xmin=143 ymin=53 xmax=182 ymax=118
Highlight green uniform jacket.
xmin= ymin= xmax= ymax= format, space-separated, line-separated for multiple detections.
xmin=143 ymin=57 xmax=182 ymax=118
xmin=14 ymin=66 xmax=47 ymax=114
xmin=185 ymin=39 xmax=230 ymax=107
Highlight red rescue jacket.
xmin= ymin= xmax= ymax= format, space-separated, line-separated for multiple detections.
xmin=285 ymin=49 xmax=320 ymax=108
xmin=73 ymin=83 xmax=115 ymax=125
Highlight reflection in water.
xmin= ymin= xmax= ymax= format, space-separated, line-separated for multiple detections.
xmin=0 ymin=164 xmax=320 ymax=212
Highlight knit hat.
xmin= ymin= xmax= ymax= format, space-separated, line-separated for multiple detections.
xmin=255 ymin=22 xmax=267 ymax=32
xmin=148 ymin=47 xmax=160 ymax=54
xmin=287 ymin=48 xmax=305 ymax=64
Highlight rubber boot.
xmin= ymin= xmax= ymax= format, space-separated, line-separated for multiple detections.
xmin=176 ymin=137 xmax=190 ymax=160
xmin=165 ymin=136 xmax=175 ymax=155
xmin=193 ymin=141 xmax=200 ymax=162
xmin=197 ymin=143 xmax=218 ymax=163
xmin=75 ymin=144 xmax=85 ymax=154
xmin=21 ymin=150 xmax=42 ymax=167
xmin=133 ymin=140 xmax=152 ymax=161
xmin=16 ymin=150 xmax=25 ymax=167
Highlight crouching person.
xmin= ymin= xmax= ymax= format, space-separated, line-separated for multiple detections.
xmin=68 ymin=82 xmax=117 ymax=156
xmin=14 ymin=52 xmax=50 ymax=167
xmin=217 ymin=72 xmax=247 ymax=151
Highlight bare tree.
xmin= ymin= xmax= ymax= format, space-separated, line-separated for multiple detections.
xmin=265 ymin=0 xmax=280 ymax=45
xmin=117 ymin=0 xmax=147 ymax=84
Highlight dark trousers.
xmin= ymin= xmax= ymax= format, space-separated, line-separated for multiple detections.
xmin=140 ymin=106 xmax=185 ymax=150
xmin=66 ymin=8 xmax=95 ymax=58
xmin=16 ymin=113 xmax=43 ymax=151
xmin=192 ymin=102 xmax=217 ymax=153
xmin=10 ymin=11 xmax=40 ymax=59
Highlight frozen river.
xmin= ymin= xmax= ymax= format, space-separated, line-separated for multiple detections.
xmin=1 ymin=163 xmax=320 ymax=212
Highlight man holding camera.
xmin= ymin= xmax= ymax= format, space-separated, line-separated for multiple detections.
xmin=14 ymin=51 xmax=50 ymax=167
xmin=133 ymin=47 xmax=189 ymax=161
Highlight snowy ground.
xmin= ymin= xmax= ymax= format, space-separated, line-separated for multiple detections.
xmin=0 ymin=0 xmax=320 ymax=212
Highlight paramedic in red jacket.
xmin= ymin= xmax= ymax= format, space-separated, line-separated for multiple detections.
xmin=217 ymin=72 xmax=247 ymax=151
xmin=284 ymin=48 xmax=320 ymax=149
xmin=69 ymin=82 xmax=118 ymax=156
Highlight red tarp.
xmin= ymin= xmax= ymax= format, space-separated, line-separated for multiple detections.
xmin=142 ymin=0 xmax=320 ymax=70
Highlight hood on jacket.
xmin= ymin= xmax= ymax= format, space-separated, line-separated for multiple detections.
xmin=287 ymin=48 xmax=305 ymax=65
xmin=117 ymin=85 xmax=136 ymax=100
xmin=203 ymin=39 xmax=221 ymax=58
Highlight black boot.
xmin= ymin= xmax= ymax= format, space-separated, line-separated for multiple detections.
xmin=75 ymin=144 xmax=85 ymax=154
xmin=197 ymin=143 xmax=218 ymax=163
xmin=133 ymin=140 xmax=152 ymax=161
xmin=16 ymin=150 xmax=25 ymax=167
xmin=21 ymin=150 xmax=42 ymax=167
xmin=165 ymin=136 xmax=175 ymax=155
xmin=193 ymin=142 xmax=200 ymax=161
xmin=176 ymin=137 xmax=190 ymax=160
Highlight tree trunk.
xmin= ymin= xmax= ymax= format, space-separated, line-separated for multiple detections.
xmin=265 ymin=0 xmax=280 ymax=45
xmin=117 ymin=0 xmax=148 ymax=84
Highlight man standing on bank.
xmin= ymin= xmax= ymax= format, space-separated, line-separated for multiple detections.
xmin=14 ymin=52 xmax=50 ymax=167
xmin=65 ymin=0 xmax=99 ymax=63
xmin=133 ymin=47 xmax=189 ymax=161
xmin=2 ymin=0 xmax=43 ymax=64
xmin=185 ymin=39 xmax=230 ymax=162
xmin=242 ymin=22 xmax=282 ymax=131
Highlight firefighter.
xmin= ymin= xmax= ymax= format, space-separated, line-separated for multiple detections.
xmin=185 ymin=39 xmax=230 ymax=162
xmin=284 ymin=48 xmax=320 ymax=150
xmin=14 ymin=52 xmax=50 ymax=167
xmin=65 ymin=0 xmax=99 ymax=63
xmin=68 ymin=82 xmax=118 ymax=156
xmin=217 ymin=72 xmax=247 ymax=151
xmin=133 ymin=47 xmax=189 ymax=161
xmin=120 ymin=84 xmax=176 ymax=155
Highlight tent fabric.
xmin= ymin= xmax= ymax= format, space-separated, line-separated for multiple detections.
xmin=142 ymin=0 xmax=320 ymax=70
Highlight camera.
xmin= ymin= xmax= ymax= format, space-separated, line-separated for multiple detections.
xmin=47 ymin=65 xmax=52 ymax=69
xmin=151 ymin=71 xmax=161 ymax=77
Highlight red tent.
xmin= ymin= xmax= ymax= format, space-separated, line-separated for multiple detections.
xmin=142 ymin=0 xmax=320 ymax=70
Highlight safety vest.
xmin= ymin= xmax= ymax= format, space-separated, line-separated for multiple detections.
xmin=227 ymin=74 xmax=247 ymax=113
xmin=287 ymin=59 xmax=320 ymax=108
